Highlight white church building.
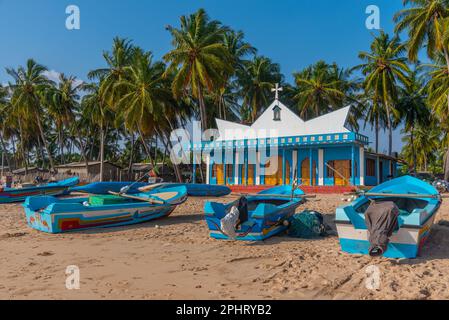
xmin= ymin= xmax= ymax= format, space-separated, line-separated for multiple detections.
xmin=189 ymin=88 xmax=398 ymax=187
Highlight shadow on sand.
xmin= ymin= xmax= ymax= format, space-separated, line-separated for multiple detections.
xmin=243 ymin=213 xmax=338 ymax=247
xmin=387 ymin=220 xmax=449 ymax=265
xmin=69 ymin=212 xmax=205 ymax=235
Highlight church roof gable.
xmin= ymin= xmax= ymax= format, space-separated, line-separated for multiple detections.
xmin=215 ymin=100 xmax=352 ymax=141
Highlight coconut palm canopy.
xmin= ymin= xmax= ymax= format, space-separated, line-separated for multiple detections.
xmin=1 ymin=5 xmax=449 ymax=180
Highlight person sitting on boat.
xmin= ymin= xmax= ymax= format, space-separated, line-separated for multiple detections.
xmin=220 ymin=196 xmax=249 ymax=239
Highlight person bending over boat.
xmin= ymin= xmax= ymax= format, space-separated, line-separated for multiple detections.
xmin=220 ymin=196 xmax=249 ymax=239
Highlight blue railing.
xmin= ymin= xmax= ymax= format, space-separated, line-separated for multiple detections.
xmin=186 ymin=132 xmax=369 ymax=151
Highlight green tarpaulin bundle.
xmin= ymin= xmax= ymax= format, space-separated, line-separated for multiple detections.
xmin=287 ymin=210 xmax=326 ymax=238
xmin=88 ymin=195 xmax=128 ymax=205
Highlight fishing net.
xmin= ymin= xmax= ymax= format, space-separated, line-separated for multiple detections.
xmin=287 ymin=210 xmax=326 ymax=239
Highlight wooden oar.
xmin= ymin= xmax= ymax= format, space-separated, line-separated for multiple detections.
xmin=108 ymin=191 xmax=165 ymax=204
xmin=137 ymin=183 xmax=168 ymax=192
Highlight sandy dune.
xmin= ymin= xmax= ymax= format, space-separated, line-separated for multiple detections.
xmin=1 ymin=194 xmax=449 ymax=300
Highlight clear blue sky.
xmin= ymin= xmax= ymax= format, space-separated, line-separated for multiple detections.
xmin=0 ymin=0 xmax=407 ymax=153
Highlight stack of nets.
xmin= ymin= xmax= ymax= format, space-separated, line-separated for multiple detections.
xmin=287 ymin=210 xmax=326 ymax=239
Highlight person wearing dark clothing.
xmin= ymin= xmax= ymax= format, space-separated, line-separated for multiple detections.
xmin=235 ymin=196 xmax=248 ymax=227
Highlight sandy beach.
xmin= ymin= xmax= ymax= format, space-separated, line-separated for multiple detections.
xmin=1 ymin=194 xmax=449 ymax=300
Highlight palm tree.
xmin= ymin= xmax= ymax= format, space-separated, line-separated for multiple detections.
xmin=81 ymin=82 xmax=112 ymax=181
xmin=0 ymin=85 xmax=12 ymax=171
xmin=354 ymin=31 xmax=410 ymax=156
xmin=394 ymin=1 xmax=449 ymax=178
xmin=6 ymin=59 xmax=57 ymax=172
xmin=217 ymin=30 xmax=256 ymax=120
xmin=292 ymin=61 xmax=355 ymax=121
xmin=401 ymin=123 xmax=441 ymax=171
xmin=44 ymin=73 xmax=82 ymax=164
xmin=395 ymin=0 xmax=449 ymax=68
xmin=164 ymin=8 xmax=232 ymax=129
xmin=236 ymin=56 xmax=283 ymax=123
xmin=360 ymin=91 xmax=387 ymax=154
xmin=115 ymin=48 xmax=171 ymax=166
xmin=88 ymin=37 xmax=135 ymax=108
xmin=396 ymin=69 xmax=431 ymax=173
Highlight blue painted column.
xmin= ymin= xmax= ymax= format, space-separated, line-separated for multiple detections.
xmin=244 ymin=149 xmax=249 ymax=186
xmin=192 ymin=151 xmax=197 ymax=184
xmin=282 ymin=148 xmax=286 ymax=185
xmin=252 ymin=149 xmax=257 ymax=185
xmin=223 ymin=148 xmax=227 ymax=186
xmin=231 ymin=148 xmax=236 ymax=185
xmin=309 ymin=148 xmax=313 ymax=186
xmin=260 ymin=150 xmax=265 ymax=185
xmin=297 ymin=149 xmax=301 ymax=182
xmin=351 ymin=145 xmax=355 ymax=186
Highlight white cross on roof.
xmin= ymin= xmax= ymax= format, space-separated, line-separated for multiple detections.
xmin=271 ymin=83 xmax=283 ymax=101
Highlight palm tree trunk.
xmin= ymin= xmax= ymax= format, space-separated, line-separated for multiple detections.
xmin=99 ymin=123 xmax=105 ymax=182
xmin=75 ymin=137 xmax=89 ymax=173
xmin=161 ymin=148 xmax=167 ymax=176
xmin=11 ymin=136 xmax=17 ymax=170
xmin=197 ymin=86 xmax=208 ymax=131
xmin=441 ymin=47 xmax=449 ymax=181
xmin=0 ymin=132 xmax=11 ymax=172
xmin=161 ymin=134 xmax=182 ymax=183
xmin=385 ymin=105 xmax=393 ymax=156
xmin=35 ymin=112 xmax=56 ymax=173
xmin=39 ymin=139 xmax=45 ymax=168
xmin=154 ymin=136 xmax=158 ymax=164
xmin=137 ymin=126 xmax=153 ymax=164
xmin=18 ymin=120 xmax=28 ymax=175
xmin=59 ymin=127 xmax=64 ymax=164
xmin=128 ymin=133 xmax=136 ymax=180
xmin=375 ymin=116 xmax=379 ymax=154
xmin=411 ymin=128 xmax=417 ymax=174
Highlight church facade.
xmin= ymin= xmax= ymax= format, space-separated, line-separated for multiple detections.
xmin=189 ymin=94 xmax=398 ymax=187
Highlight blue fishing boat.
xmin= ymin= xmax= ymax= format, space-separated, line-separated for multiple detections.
xmin=335 ymin=176 xmax=441 ymax=259
xmin=258 ymin=185 xmax=305 ymax=197
xmin=70 ymin=181 xmax=149 ymax=194
xmin=139 ymin=183 xmax=231 ymax=197
xmin=0 ymin=177 xmax=79 ymax=204
xmin=204 ymin=194 xmax=305 ymax=241
xmin=23 ymin=186 xmax=187 ymax=233
xmin=72 ymin=182 xmax=231 ymax=197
